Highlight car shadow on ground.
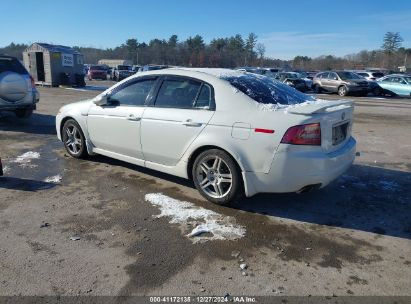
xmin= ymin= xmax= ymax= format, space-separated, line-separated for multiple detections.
xmin=0 ymin=112 xmax=56 ymax=135
xmin=0 ymin=176 xmax=56 ymax=191
xmin=83 ymin=154 xmax=411 ymax=240
xmin=234 ymin=164 xmax=411 ymax=240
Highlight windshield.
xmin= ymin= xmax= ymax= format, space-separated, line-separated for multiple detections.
xmin=297 ymin=72 xmax=308 ymax=78
xmin=118 ymin=65 xmax=131 ymax=71
xmin=285 ymin=73 xmax=299 ymax=79
xmin=222 ymin=74 xmax=314 ymax=105
xmin=337 ymin=71 xmax=362 ymax=80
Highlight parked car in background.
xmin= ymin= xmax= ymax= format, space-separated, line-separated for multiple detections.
xmin=273 ymin=72 xmax=308 ymax=92
xmin=111 ymin=65 xmax=133 ymax=81
xmin=295 ymin=71 xmax=313 ymax=90
xmin=87 ymin=65 xmax=107 ymax=80
xmin=132 ymin=65 xmax=141 ymax=74
xmin=313 ymin=71 xmax=369 ymax=96
xmin=0 ymin=54 xmax=39 ymax=118
xmin=355 ymin=71 xmax=384 ymax=81
xmin=306 ymin=71 xmax=319 ymax=80
xmin=56 ymin=68 xmax=356 ymax=204
xmin=139 ymin=65 xmax=169 ymax=72
xmin=377 ymin=74 xmax=411 ymax=97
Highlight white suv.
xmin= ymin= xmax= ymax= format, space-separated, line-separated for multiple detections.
xmin=0 ymin=55 xmax=39 ymax=118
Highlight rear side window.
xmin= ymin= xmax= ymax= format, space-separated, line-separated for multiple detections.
xmin=109 ymin=78 xmax=157 ymax=106
xmin=0 ymin=57 xmax=28 ymax=75
xmin=223 ymin=74 xmax=314 ymax=105
xmin=155 ymin=78 xmax=202 ymax=108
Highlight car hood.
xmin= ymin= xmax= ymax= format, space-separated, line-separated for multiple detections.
xmin=58 ymin=99 xmax=93 ymax=115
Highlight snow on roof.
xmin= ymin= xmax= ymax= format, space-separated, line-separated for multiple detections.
xmin=177 ymin=68 xmax=246 ymax=79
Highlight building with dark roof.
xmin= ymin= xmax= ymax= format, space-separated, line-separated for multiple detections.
xmin=23 ymin=43 xmax=85 ymax=86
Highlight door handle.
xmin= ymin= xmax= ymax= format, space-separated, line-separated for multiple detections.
xmin=127 ymin=114 xmax=141 ymax=121
xmin=182 ymin=119 xmax=202 ymax=127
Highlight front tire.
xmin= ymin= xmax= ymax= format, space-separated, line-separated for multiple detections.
xmin=62 ymin=119 xmax=88 ymax=158
xmin=192 ymin=149 xmax=243 ymax=205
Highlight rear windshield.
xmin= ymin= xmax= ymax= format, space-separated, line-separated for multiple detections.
xmin=372 ymin=72 xmax=384 ymax=78
xmin=90 ymin=65 xmax=105 ymax=70
xmin=0 ymin=57 xmax=28 ymax=75
xmin=222 ymin=74 xmax=314 ymax=105
xmin=118 ymin=65 xmax=131 ymax=70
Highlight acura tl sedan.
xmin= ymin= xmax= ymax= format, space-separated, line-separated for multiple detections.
xmin=56 ymin=68 xmax=356 ymax=204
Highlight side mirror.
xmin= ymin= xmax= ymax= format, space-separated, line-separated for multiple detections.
xmin=93 ymin=95 xmax=109 ymax=106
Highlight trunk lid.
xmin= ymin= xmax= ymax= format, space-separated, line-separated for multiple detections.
xmin=289 ymin=100 xmax=354 ymax=153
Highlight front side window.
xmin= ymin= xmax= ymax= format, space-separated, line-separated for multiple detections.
xmin=109 ymin=78 xmax=157 ymax=106
xmin=337 ymin=71 xmax=361 ymax=80
xmin=155 ymin=78 xmax=202 ymax=108
xmin=328 ymin=72 xmax=338 ymax=80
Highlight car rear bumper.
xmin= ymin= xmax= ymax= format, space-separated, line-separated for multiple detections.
xmin=243 ymin=137 xmax=356 ymax=197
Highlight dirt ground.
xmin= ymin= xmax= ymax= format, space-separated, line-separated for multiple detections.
xmin=0 ymin=81 xmax=410 ymax=298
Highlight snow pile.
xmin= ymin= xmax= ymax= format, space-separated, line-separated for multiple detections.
xmin=11 ymin=151 xmax=40 ymax=167
xmin=145 ymin=193 xmax=246 ymax=243
xmin=44 ymin=175 xmax=62 ymax=184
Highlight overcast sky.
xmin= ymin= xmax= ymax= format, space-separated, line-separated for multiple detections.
xmin=1 ymin=0 xmax=410 ymax=59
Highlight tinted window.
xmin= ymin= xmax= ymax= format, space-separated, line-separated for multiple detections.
xmin=0 ymin=57 xmax=28 ymax=74
xmin=337 ymin=71 xmax=362 ymax=80
xmin=328 ymin=72 xmax=338 ymax=80
xmin=372 ymin=72 xmax=384 ymax=78
xmin=155 ymin=78 xmax=202 ymax=108
xmin=109 ymin=78 xmax=156 ymax=106
xmin=90 ymin=65 xmax=105 ymax=71
xmin=358 ymin=73 xmax=368 ymax=77
xmin=195 ymin=84 xmax=211 ymax=108
xmin=222 ymin=74 xmax=314 ymax=105
xmin=118 ymin=65 xmax=131 ymax=71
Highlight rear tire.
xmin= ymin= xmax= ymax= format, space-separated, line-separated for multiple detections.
xmin=14 ymin=107 xmax=33 ymax=118
xmin=192 ymin=149 xmax=243 ymax=205
xmin=62 ymin=119 xmax=88 ymax=159
xmin=338 ymin=85 xmax=348 ymax=96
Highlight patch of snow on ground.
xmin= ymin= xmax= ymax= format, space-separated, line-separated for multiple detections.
xmin=44 ymin=175 xmax=62 ymax=184
xmin=145 ymin=193 xmax=246 ymax=243
xmin=2 ymin=165 xmax=10 ymax=174
xmin=11 ymin=151 xmax=40 ymax=167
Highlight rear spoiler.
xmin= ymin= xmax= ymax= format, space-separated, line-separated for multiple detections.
xmin=288 ymin=100 xmax=353 ymax=115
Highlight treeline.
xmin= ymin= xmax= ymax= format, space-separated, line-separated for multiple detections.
xmin=1 ymin=32 xmax=409 ymax=71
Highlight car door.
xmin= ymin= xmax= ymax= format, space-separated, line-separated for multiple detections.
xmin=87 ymin=76 xmax=158 ymax=163
xmin=141 ymin=75 xmax=215 ymax=166
xmin=326 ymin=72 xmax=339 ymax=92
xmin=320 ymin=72 xmax=332 ymax=91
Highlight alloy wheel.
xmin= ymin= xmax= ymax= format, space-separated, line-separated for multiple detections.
xmin=195 ymin=155 xmax=233 ymax=199
xmin=64 ymin=125 xmax=82 ymax=155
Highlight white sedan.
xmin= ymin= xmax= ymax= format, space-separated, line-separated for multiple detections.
xmin=56 ymin=68 xmax=356 ymax=204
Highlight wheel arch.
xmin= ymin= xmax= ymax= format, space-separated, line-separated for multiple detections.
xmin=59 ymin=116 xmax=94 ymax=155
xmin=186 ymin=145 xmax=245 ymax=181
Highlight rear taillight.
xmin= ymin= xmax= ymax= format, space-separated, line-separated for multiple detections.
xmin=30 ymin=76 xmax=35 ymax=89
xmin=281 ymin=123 xmax=321 ymax=146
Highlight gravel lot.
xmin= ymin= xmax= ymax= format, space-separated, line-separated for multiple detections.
xmin=0 ymin=81 xmax=410 ymax=297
